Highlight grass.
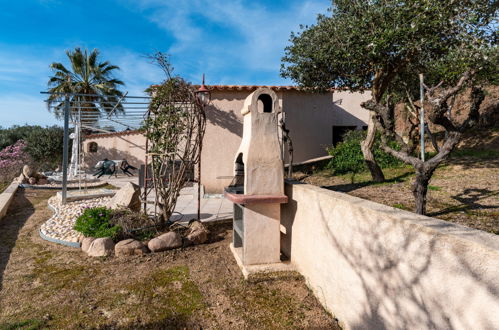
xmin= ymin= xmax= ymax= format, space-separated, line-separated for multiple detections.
xmin=0 ymin=182 xmax=9 ymax=194
xmin=451 ymin=149 xmax=499 ymax=159
xmin=0 ymin=319 xmax=46 ymax=330
xmin=428 ymin=185 xmax=441 ymax=191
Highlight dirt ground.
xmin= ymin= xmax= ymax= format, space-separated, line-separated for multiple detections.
xmin=0 ymin=189 xmax=339 ymax=329
xmin=298 ymin=155 xmax=499 ymax=234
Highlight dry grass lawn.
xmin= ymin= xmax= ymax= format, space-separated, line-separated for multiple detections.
xmin=0 ymin=189 xmax=338 ymax=329
xmin=298 ymin=153 xmax=498 ymax=234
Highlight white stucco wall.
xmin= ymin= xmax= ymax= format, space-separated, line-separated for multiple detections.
xmin=82 ymin=132 xmax=146 ymax=170
xmin=202 ymin=89 xmax=371 ymax=193
xmin=281 ymin=181 xmax=499 ymax=330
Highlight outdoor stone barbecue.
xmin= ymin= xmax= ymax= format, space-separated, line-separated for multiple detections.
xmin=224 ymin=87 xmax=289 ymax=276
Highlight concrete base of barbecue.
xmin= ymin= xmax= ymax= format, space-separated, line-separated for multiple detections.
xmin=230 ymin=243 xmax=295 ymax=280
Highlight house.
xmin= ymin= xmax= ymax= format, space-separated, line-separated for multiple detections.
xmin=82 ymin=85 xmax=371 ymax=193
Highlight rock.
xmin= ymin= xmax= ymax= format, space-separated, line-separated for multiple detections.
xmin=87 ymin=237 xmax=115 ymax=257
xmin=28 ymin=177 xmax=37 ymax=185
xmin=16 ymin=173 xmax=28 ymax=184
xmin=115 ymin=239 xmax=148 ymax=257
xmin=23 ymin=165 xmax=34 ymax=178
xmin=148 ymin=232 xmax=182 ymax=252
xmin=106 ymin=182 xmax=141 ymax=212
xmin=81 ymin=237 xmax=96 ymax=253
xmin=184 ymin=221 xmax=209 ymax=245
xmin=38 ymin=178 xmax=48 ymax=185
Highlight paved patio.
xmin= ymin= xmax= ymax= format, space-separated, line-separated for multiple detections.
xmin=106 ymin=175 xmax=232 ymax=223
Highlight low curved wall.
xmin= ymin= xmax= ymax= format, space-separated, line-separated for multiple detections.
xmin=281 ymin=181 xmax=499 ymax=330
xmin=0 ymin=180 xmax=19 ymax=220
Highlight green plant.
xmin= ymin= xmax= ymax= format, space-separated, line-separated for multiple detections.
xmin=47 ymin=47 xmax=124 ymax=121
xmin=428 ymin=185 xmax=441 ymax=191
xmin=74 ymin=207 xmax=120 ymax=239
xmin=327 ymin=130 xmax=402 ymax=175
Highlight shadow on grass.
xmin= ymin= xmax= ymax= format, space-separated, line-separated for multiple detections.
xmin=321 ymin=171 xmax=413 ymax=193
xmin=428 ymin=188 xmax=498 ymax=218
xmin=0 ymin=189 xmax=34 ymax=291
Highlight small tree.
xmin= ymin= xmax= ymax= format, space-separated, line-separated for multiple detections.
xmin=281 ymin=0 xmax=497 ymax=183
xmin=24 ymin=126 xmax=64 ymax=170
xmin=143 ymin=53 xmax=206 ymax=225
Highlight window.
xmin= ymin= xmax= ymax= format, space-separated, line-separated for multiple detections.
xmin=257 ymin=94 xmax=273 ymax=113
xmin=88 ymin=142 xmax=98 ymax=153
xmin=332 ymin=126 xmax=357 ymax=146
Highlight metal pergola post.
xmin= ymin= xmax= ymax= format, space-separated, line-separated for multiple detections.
xmin=61 ymin=94 xmax=70 ymax=204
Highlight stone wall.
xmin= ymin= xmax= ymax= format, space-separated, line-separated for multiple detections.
xmin=281 ymin=181 xmax=499 ymax=330
xmin=0 ymin=180 xmax=19 ymax=220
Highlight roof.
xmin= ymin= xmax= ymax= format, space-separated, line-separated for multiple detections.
xmin=198 ymin=85 xmax=305 ymax=92
xmin=150 ymin=84 xmax=335 ymax=92
xmin=84 ymin=129 xmax=142 ymax=139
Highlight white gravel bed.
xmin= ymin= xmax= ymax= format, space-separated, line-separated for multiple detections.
xmin=41 ymin=196 xmax=111 ymax=243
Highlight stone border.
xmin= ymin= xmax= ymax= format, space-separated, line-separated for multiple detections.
xmin=0 ymin=180 xmax=19 ymax=220
xmin=39 ymin=228 xmax=81 ymax=248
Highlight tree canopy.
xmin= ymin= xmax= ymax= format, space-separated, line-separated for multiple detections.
xmin=281 ymin=0 xmax=498 ymax=101
xmin=47 ymin=48 xmax=125 ymax=121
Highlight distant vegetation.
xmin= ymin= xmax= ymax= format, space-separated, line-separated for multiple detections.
xmin=0 ymin=125 xmax=65 ymax=173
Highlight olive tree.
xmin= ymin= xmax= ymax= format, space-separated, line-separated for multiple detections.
xmin=281 ymin=0 xmax=498 ymax=183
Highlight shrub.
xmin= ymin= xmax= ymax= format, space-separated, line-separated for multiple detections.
xmin=0 ymin=140 xmax=31 ymax=183
xmin=0 ymin=125 xmax=66 ymax=171
xmin=326 ymin=130 xmax=402 ymax=175
xmin=74 ymin=207 xmax=121 ymax=240
xmin=109 ymin=209 xmax=157 ymax=241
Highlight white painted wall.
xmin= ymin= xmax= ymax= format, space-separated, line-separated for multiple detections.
xmin=281 ymin=181 xmax=499 ymax=330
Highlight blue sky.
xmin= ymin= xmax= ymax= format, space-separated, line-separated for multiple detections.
xmin=0 ymin=0 xmax=329 ymax=127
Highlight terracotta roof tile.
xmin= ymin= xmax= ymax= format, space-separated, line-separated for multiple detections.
xmin=150 ymin=84 xmax=332 ymax=92
xmin=84 ymin=129 xmax=142 ymax=139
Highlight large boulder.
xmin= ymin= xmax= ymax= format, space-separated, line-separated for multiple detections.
xmin=184 ymin=221 xmax=209 ymax=246
xmin=148 ymin=232 xmax=182 ymax=252
xmin=87 ymin=237 xmax=115 ymax=257
xmin=81 ymin=237 xmax=96 ymax=253
xmin=115 ymin=239 xmax=148 ymax=257
xmin=106 ymin=182 xmax=141 ymax=212
xmin=22 ymin=165 xmax=34 ymax=178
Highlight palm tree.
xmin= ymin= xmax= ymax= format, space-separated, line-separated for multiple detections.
xmin=47 ymin=48 xmax=125 ymax=124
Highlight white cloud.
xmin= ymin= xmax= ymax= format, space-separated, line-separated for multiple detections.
xmin=119 ymin=0 xmax=329 ymax=84
xmin=0 ymin=46 xmax=163 ymax=126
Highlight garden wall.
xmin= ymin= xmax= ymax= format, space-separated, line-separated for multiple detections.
xmin=281 ymin=181 xmax=499 ymax=330
xmin=0 ymin=180 xmax=19 ymax=220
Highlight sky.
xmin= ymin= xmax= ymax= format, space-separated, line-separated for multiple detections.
xmin=0 ymin=0 xmax=329 ymax=127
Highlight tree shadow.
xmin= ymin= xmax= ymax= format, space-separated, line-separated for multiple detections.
xmin=429 ymin=188 xmax=498 ymax=217
xmin=205 ymin=104 xmax=242 ymax=137
xmin=0 ymin=189 xmax=35 ymax=291
xmin=281 ymin=182 xmax=499 ymax=329
xmin=321 ymin=171 xmax=413 ymax=193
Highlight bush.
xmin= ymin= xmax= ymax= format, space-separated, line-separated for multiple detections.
xmin=74 ymin=207 xmax=121 ymax=240
xmin=109 ymin=209 xmax=157 ymax=241
xmin=0 ymin=140 xmax=31 ymax=183
xmin=0 ymin=125 xmax=66 ymax=171
xmin=24 ymin=126 xmax=64 ymax=170
xmin=326 ymin=130 xmax=402 ymax=175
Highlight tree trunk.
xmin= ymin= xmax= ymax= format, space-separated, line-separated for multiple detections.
xmin=412 ymin=164 xmax=435 ymax=215
xmin=361 ymin=111 xmax=385 ymax=182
